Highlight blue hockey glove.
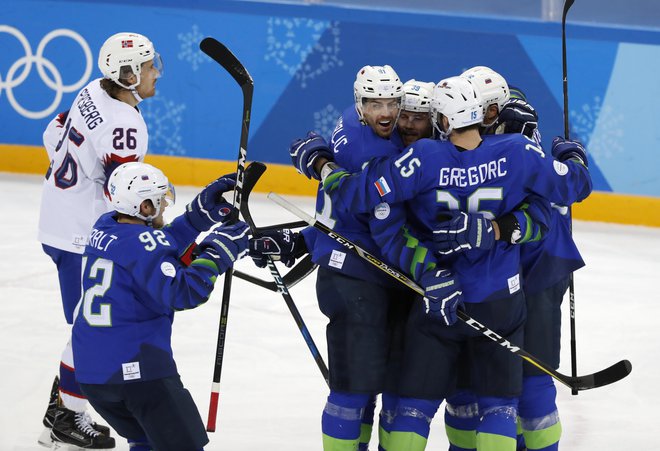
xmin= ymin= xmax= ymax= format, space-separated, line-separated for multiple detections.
xmin=289 ymin=131 xmax=333 ymax=180
xmin=196 ymin=221 xmax=250 ymax=275
xmin=495 ymin=99 xmax=541 ymax=145
xmin=432 ymin=211 xmax=495 ymax=255
xmin=248 ymin=229 xmax=307 ymax=268
xmin=420 ymin=268 xmax=464 ymax=326
xmin=551 ymin=136 xmax=588 ymax=167
xmin=185 ymin=173 xmax=236 ymax=232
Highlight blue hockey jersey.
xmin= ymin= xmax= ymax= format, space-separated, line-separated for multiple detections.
xmin=324 ymin=133 xmax=592 ymax=303
xmin=302 ymin=105 xmax=409 ymax=287
xmin=72 ymin=212 xmax=220 ymax=384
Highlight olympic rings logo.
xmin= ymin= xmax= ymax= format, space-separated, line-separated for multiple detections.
xmin=0 ymin=25 xmax=92 ymax=119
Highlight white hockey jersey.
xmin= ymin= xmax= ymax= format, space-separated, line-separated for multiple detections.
xmin=38 ymin=78 xmax=149 ymax=253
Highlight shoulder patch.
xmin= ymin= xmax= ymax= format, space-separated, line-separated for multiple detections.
xmin=160 ymin=261 xmax=176 ymax=278
xmin=374 ymin=202 xmax=391 ymax=220
xmin=553 ymin=160 xmax=569 ymax=176
xmin=374 ymin=177 xmax=392 ymax=196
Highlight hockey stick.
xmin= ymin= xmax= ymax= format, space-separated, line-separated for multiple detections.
xmin=240 ymin=162 xmax=329 ymax=385
xmin=200 ymin=37 xmax=253 ymax=432
xmin=561 ymin=0 xmax=580 ymax=395
xmin=232 ymin=254 xmax=316 ymax=292
xmin=268 ymin=192 xmax=632 ymax=391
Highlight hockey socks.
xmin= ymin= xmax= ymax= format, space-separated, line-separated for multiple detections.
xmin=445 ymin=391 xmax=479 ymax=451
xmin=59 ymin=339 xmax=87 ymax=412
xmin=518 ymin=375 xmax=561 ymax=451
xmin=476 ymin=397 xmax=518 ymax=451
xmin=377 ymin=392 xmax=398 ymax=450
xmin=359 ymin=396 xmax=377 ymax=450
xmin=322 ymin=391 xmax=371 ymax=450
xmin=387 ymin=397 xmax=441 ymax=451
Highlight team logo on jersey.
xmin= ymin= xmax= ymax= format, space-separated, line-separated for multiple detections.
xmin=122 ymin=40 xmax=134 ymax=48
xmin=160 ymin=262 xmax=176 ymax=278
xmin=374 ymin=202 xmax=390 ymax=220
xmin=374 ymin=177 xmax=391 ymax=197
xmin=553 ymin=160 xmax=569 ymax=176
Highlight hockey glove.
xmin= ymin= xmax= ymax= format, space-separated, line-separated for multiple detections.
xmin=185 ymin=173 xmax=236 ymax=232
xmin=248 ymin=229 xmax=308 ymax=268
xmin=289 ymin=131 xmax=333 ymax=180
xmin=420 ymin=268 xmax=464 ymax=326
xmin=551 ymin=136 xmax=588 ymax=167
xmin=495 ymin=99 xmax=541 ymax=145
xmin=432 ymin=211 xmax=495 ymax=255
xmin=196 ymin=221 xmax=250 ymax=275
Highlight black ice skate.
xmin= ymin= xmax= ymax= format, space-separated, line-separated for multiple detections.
xmin=50 ymin=407 xmax=116 ymax=449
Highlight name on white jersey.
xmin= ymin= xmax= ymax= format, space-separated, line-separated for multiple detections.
xmin=439 ymin=157 xmax=507 ymax=188
xmin=76 ymin=88 xmax=104 ymax=130
xmin=88 ymin=228 xmax=118 ymax=252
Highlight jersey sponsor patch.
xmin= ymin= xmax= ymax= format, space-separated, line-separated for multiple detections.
xmin=553 ymin=160 xmax=569 ymax=176
xmin=374 ymin=202 xmax=391 ymax=220
xmin=507 ymin=273 xmax=521 ymax=294
xmin=161 ymin=262 xmax=176 ymax=278
xmin=122 ymin=361 xmax=141 ymax=381
xmin=374 ymin=177 xmax=391 ymax=196
xmin=329 ymin=250 xmax=346 ymax=269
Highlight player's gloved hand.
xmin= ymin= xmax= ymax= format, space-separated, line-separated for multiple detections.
xmin=196 ymin=221 xmax=250 ymax=274
xmin=289 ymin=131 xmax=333 ymax=180
xmin=248 ymin=229 xmax=307 ymax=268
xmin=185 ymin=173 xmax=236 ymax=232
xmin=420 ymin=268 xmax=464 ymax=326
xmin=495 ymin=99 xmax=541 ymax=145
xmin=551 ymin=136 xmax=588 ymax=167
xmin=432 ymin=211 xmax=495 ymax=255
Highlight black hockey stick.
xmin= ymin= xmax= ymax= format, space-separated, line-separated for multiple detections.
xmin=240 ymin=162 xmax=329 ymax=385
xmin=268 ymin=193 xmax=632 ymax=391
xmin=200 ymin=37 xmax=253 ymax=432
xmin=562 ymin=0 xmax=580 ymax=395
xmin=232 ymin=254 xmax=316 ymax=292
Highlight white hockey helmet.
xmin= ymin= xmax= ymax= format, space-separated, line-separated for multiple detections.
xmin=460 ymin=66 xmax=510 ymax=115
xmin=431 ymin=76 xmax=484 ymax=139
xmin=401 ymin=79 xmax=435 ymax=113
xmin=354 ymin=65 xmax=404 ymax=120
xmin=98 ymin=32 xmax=161 ymax=90
xmin=107 ymin=162 xmax=174 ymax=222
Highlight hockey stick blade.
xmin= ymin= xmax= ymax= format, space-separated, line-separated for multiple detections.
xmin=268 ymin=192 xmax=633 ymax=392
xmin=563 ymin=359 xmax=631 ymax=391
xmin=200 ymin=37 xmax=253 ymax=88
xmin=233 ymin=254 xmax=317 ymax=292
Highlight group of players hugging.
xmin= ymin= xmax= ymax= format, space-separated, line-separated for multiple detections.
xmin=274 ymin=65 xmax=591 ymax=451
xmin=36 ymin=30 xmax=589 ymax=451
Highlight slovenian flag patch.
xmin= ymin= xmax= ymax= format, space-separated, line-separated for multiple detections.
xmin=374 ymin=177 xmax=391 ymax=197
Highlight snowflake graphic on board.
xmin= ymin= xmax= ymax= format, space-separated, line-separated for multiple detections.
xmin=314 ymin=104 xmax=342 ymax=141
xmin=265 ymin=17 xmax=342 ymax=88
xmin=141 ymin=97 xmax=187 ymax=156
xmin=570 ymin=96 xmax=624 ymax=161
xmin=177 ymin=25 xmax=207 ymax=71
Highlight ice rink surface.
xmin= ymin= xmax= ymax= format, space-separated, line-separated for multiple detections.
xmin=1 ymin=172 xmax=658 ymax=450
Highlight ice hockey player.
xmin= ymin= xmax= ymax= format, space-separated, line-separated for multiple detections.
xmin=499 ymin=88 xmax=585 ymax=451
xmin=296 ymin=75 xmax=591 ymax=450
xmin=71 ymin=162 xmax=249 ymax=451
xmin=37 ymin=32 xmax=163 ymax=449
xmin=397 ymin=79 xmax=435 ymax=147
xmin=452 ymin=67 xmax=584 ymax=451
xmin=253 ymin=64 xmax=425 ymax=450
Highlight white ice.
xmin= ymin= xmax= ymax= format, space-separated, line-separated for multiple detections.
xmin=0 ymin=172 xmax=657 ymax=450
